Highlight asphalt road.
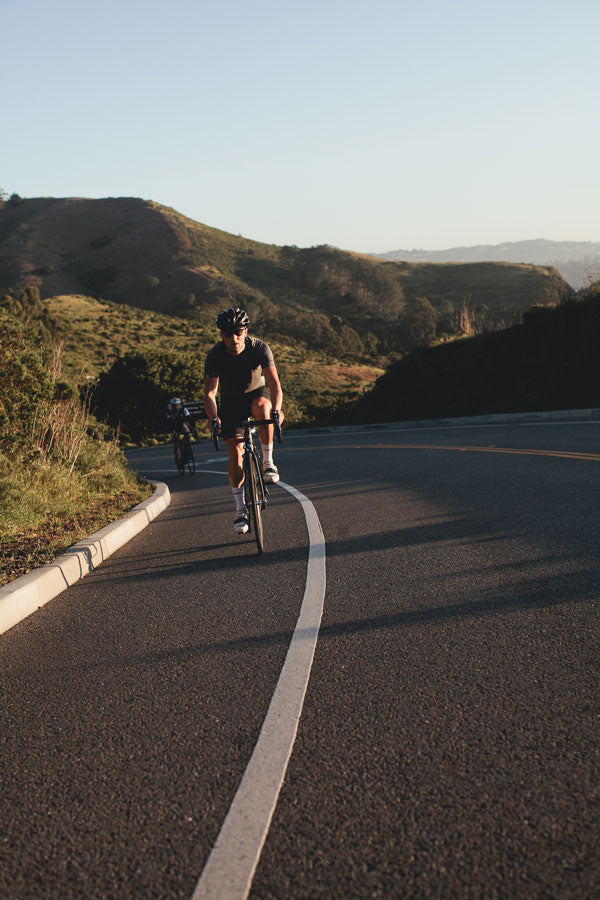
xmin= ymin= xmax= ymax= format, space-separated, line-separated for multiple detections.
xmin=1 ymin=421 xmax=599 ymax=898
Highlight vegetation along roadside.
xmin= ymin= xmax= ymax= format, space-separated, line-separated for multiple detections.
xmin=0 ymin=309 xmax=151 ymax=587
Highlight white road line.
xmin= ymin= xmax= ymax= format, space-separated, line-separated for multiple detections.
xmin=131 ymin=469 xmax=229 ymax=475
xmin=191 ymin=480 xmax=326 ymax=900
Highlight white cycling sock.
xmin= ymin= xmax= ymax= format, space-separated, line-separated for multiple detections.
xmin=232 ymin=486 xmax=245 ymax=512
xmin=261 ymin=443 xmax=274 ymax=467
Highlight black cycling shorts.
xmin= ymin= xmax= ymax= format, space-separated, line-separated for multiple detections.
xmin=220 ymin=386 xmax=270 ymax=440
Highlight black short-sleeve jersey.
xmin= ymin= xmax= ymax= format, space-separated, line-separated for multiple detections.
xmin=204 ymin=337 xmax=275 ymax=398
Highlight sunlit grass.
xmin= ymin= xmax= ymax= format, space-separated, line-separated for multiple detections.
xmin=0 ymin=337 xmax=152 ymax=584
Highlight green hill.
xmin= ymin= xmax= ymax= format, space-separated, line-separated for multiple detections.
xmin=0 ymin=196 xmax=571 ymax=357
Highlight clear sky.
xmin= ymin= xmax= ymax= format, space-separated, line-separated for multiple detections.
xmin=2 ymin=0 xmax=599 ymax=252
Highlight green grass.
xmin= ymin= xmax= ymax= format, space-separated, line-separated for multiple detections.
xmin=0 ymin=479 xmax=151 ymax=586
xmin=0 ymin=443 xmax=151 ymax=585
xmin=0 ymin=319 xmax=153 ymax=585
xmin=47 ymin=294 xmax=215 ymax=379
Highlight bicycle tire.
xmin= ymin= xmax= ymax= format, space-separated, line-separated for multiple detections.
xmin=184 ymin=438 xmax=195 ymax=475
xmin=245 ymin=452 xmax=265 ymax=554
xmin=174 ymin=437 xmax=184 ymax=474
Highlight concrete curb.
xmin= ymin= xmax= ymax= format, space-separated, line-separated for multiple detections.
xmin=0 ymin=481 xmax=171 ymax=637
xmin=287 ymin=407 xmax=600 ymax=436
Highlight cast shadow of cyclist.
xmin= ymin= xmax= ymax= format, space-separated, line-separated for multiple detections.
xmin=72 ymin=559 xmax=599 ymax=674
xmin=99 ymin=510 xmax=496 ymax=585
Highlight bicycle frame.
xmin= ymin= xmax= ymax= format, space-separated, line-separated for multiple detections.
xmin=211 ymin=414 xmax=282 ymax=554
xmin=242 ymin=426 xmax=268 ymax=505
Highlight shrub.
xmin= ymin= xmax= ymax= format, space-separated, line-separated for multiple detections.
xmin=0 ymin=308 xmax=53 ymax=453
xmin=0 ymin=310 xmax=150 ymax=546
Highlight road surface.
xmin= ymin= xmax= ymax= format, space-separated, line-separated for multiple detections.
xmin=1 ymin=420 xmax=599 ymax=898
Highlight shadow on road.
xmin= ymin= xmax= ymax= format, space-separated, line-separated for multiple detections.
xmin=57 ymin=560 xmax=598 ymax=677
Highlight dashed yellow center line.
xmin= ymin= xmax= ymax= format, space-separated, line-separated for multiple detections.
xmin=276 ymin=443 xmax=600 ymax=462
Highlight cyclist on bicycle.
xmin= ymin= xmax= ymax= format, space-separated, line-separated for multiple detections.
xmin=167 ymin=397 xmax=192 ymax=468
xmin=203 ymin=307 xmax=284 ymax=535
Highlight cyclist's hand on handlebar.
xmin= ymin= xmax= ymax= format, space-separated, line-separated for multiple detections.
xmin=272 ymin=409 xmax=283 ymax=443
xmin=211 ymin=417 xmax=222 ymax=450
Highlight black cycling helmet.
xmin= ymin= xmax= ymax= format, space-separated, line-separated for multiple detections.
xmin=216 ymin=307 xmax=249 ymax=333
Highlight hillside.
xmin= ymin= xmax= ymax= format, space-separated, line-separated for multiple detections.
xmin=336 ymin=286 xmax=600 ymax=425
xmin=375 ymin=239 xmax=600 ymax=290
xmin=42 ymin=294 xmax=383 ymax=431
xmin=0 ymin=196 xmax=571 ymax=356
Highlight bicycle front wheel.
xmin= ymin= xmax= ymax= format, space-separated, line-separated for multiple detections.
xmin=245 ymin=452 xmax=265 ymax=554
xmin=174 ymin=438 xmax=184 ymax=474
xmin=185 ymin=439 xmax=195 ymax=475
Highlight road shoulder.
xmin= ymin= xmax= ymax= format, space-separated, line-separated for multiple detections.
xmin=0 ymin=481 xmax=170 ymax=636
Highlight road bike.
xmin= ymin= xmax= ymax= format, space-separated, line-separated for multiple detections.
xmin=173 ymin=430 xmax=195 ymax=475
xmin=212 ymin=412 xmax=282 ymax=555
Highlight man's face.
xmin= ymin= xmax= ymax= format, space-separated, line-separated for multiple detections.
xmin=221 ymin=326 xmax=247 ymax=356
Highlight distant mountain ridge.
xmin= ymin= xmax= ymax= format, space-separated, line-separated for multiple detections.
xmin=373 ymin=240 xmax=600 ymax=289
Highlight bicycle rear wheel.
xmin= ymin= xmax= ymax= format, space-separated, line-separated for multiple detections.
xmin=245 ymin=452 xmax=265 ymax=554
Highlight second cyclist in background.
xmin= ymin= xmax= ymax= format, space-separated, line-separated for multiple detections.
xmin=167 ymin=397 xmax=192 ymax=469
xmin=203 ymin=307 xmax=284 ymax=535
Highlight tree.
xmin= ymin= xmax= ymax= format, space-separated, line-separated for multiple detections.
xmin=92 ymin=351 xmax=205 ymax=442
xmin=338 ymin=325 xmax=364 ymax=358
xmin=362 ymin=332 xmax=380 ymax=356
xmin=0 ymin=287 xmax=55 ymax=339
xmin=400 ymin=297 xmax=438 ymax=349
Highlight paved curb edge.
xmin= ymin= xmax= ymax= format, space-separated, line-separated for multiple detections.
xmin=288 ymin=407 xmax=600 ymax=435
xmin=0 ymin=480 xmax=171 ymax=637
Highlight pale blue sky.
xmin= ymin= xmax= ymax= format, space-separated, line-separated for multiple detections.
xmin=2 ymin=0 xmax=598 ymax=252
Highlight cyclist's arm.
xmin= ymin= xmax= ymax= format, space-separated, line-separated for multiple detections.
xmin=204 ymin=376 xmax=220 ymax=424
xmin=263 ymin=365 xmax=284 ymax=424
